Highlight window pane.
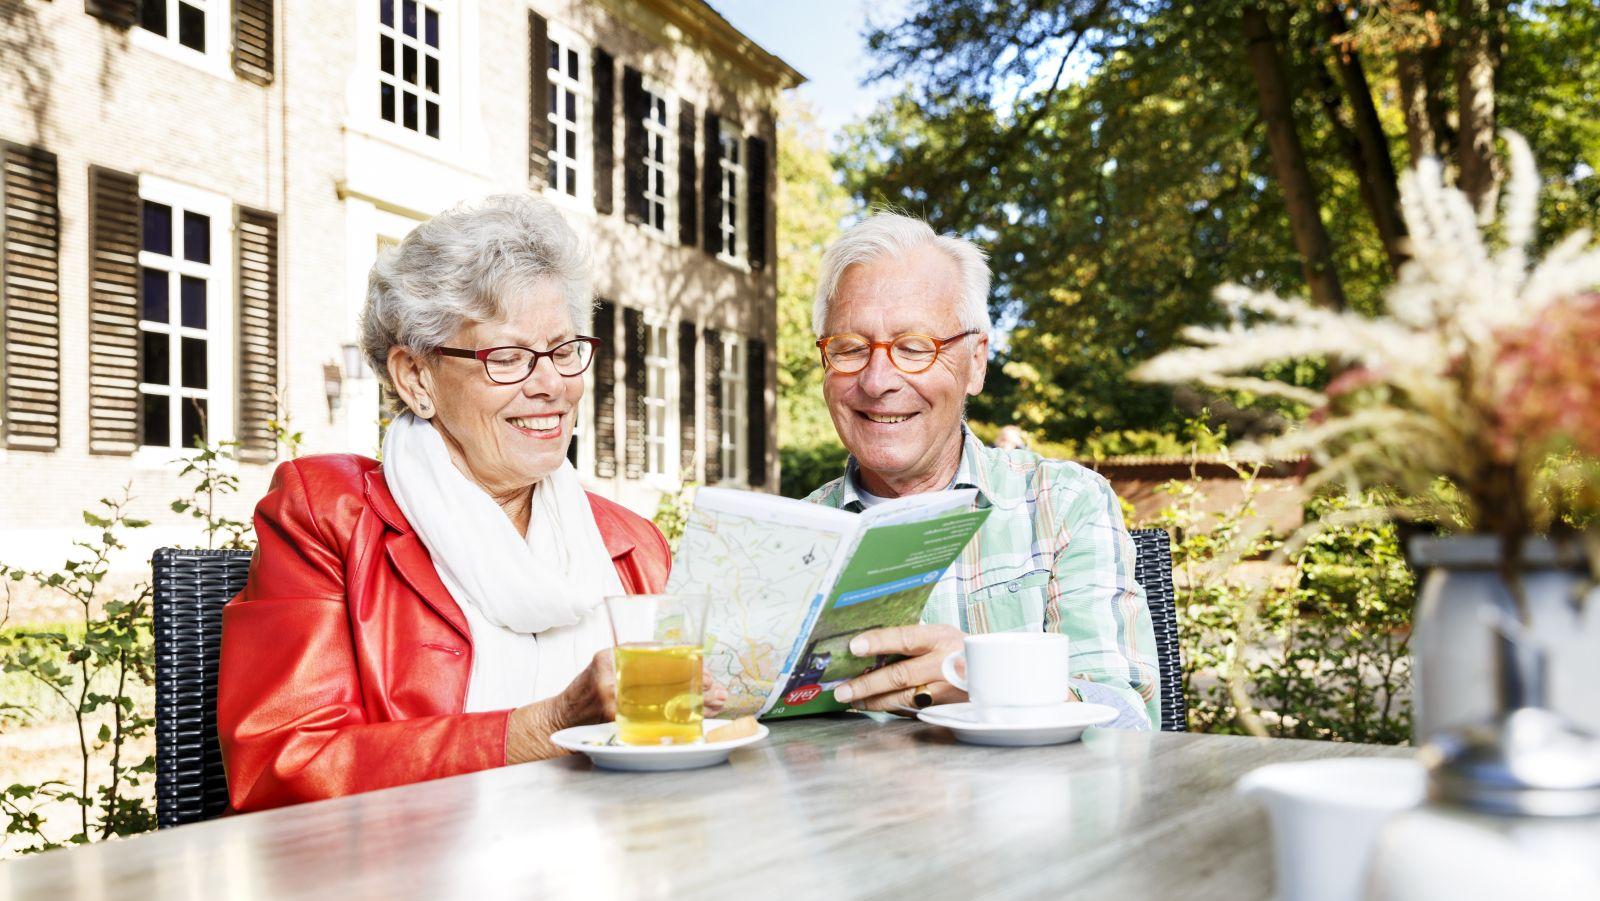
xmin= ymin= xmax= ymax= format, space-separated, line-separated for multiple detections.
xmin=181 ymin=336 xmax=208 ymax=389
xmin=564 ymin=129 xmax=576 ymax=159
xmin=567 ymin=49 xmax=578 ymax=79
xmin=549 ymin=39 xmax=559 ymax=70
xmin=177 ymin=2 xmax=205 ymax=52
xmin=141 ymin=394 xmax=171 ymax=447
xmin=547 ymin=158 xmax=558 ymax=189
xmin=381 ymin=35 xmax=395 ymax=74
xmin=564 ymin=168 xmax=576 ymax=196
xmin=403 ymin=45 xmax=417 ymax=85
xmin=565 ymin=91 xmax=576 ymax=122
xmin=141 ymin=268 xmax=170 ymax=323
xmin=140 ymin=0 xmax=168 ymax=36
xmin=425 ymin=100 xmax=439 ymax=139
xmin=402 ymin=0 xmax=417 ymax=37
xmin=380 ymin=0 xmax=394 ymax=27
xmin=403 ymin=91 xmax=418 ymax=130
xmin=425 ymin=55 xmax=438 ymax=92
xmin=381 ymin=83 xmax=396 ymax=122
xmin=181 ymin=275 xmax=207 ymax=328
xmin=143 ymin=201 xmax=172 ymax=256
xmin=182 ymin=397 xmax=208 ymax=449
xmin=182 ymin=211 xmax=210 ymax=263
xmin=424 ymin=8 xmax=439 ymax=48
xmin=142 ymin=331 xmax=170 ymax=385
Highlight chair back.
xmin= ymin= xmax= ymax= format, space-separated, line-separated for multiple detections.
xmin=152 ymin=547 xmax=252 ymax=828
xmin=1129 ymin=528 xmax=1188 ymax=732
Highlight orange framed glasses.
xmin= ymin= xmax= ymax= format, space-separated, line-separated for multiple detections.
xmin=815 ymin=330 xmax=978 ymax=374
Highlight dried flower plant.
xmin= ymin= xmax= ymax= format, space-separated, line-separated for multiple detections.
xmin=1134 ymin=131 xmax=1600 ymax=563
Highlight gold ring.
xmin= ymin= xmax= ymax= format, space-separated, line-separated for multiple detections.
xmin=912 ymin=685 xmax=935 ymax=708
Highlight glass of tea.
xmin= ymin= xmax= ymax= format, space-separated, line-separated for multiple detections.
xmin=603 ymin=594 xmax=710 ymax=746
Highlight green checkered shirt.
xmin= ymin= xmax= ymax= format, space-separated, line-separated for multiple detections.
xmin=805 ymin=426 xmax=1161 ymax=727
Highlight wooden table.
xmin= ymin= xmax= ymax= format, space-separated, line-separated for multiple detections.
xmin=0 ymin=716 xmax=1402 ymax=900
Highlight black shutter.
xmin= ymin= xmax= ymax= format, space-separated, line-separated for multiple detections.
xmin=88 ymin=166 xmax=141 ymax=455
xmin=702 ymin=111 xmax=722 ymax=256
xmin=86 ymin=0 xmax=137 ymax=28
xmin=232 ymin=0 xmax=274 ymax=85
xmin=592 ymin=49 xmax=616 ymax=215
xmin=592 ymin=299 xmax=617 ymax=477
xmin=528 ymin=12 xmax=550 ymax=186
xmin=677 ymin=99 xmax=698 ymax=246
xmin=622 ymin=305 xmax=645 ymax=479
xmin=621 ymin=66 xmax=646 ymax=225
xmin=678 ymin=320 xmax=696 ymax=475
xmin=747 ymin=338 xmax=768 ymax=488
xmin=703 ymin=329 xmax=722 ymax=484
xmin=1 ymin=143 xmax=61 ymax=451
xmin=236 ymin=207 xmax=279 ymax=464
xmin=747 ymin=135 xmax=770 ymax=271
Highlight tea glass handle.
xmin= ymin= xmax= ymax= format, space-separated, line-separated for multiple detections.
xmin=940 ymin=650 xmax=967 ymax=692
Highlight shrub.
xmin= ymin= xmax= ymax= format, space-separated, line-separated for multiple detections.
xmin=779 ymin=439 xmax=848 ymax=499
xmin=1146 ymin=469 xmax=1414 ymax=743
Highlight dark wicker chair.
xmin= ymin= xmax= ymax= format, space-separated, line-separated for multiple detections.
xmin=150 ymin=528 xmax=1186 ymax=826
xmin=152 ymin=547 xmax=252 ymax=828
xmin=1129 ymin=528 xmax=1187 ymax=732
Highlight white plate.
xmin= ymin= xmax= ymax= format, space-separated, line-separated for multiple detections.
xmin=550 ymin=719 xmax=769 ymax=772
xmin=917 ymin=702 xmax=1118 ymax=747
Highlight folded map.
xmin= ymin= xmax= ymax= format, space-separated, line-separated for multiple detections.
xmin=665 ymin=486 xmax=989 ymax=719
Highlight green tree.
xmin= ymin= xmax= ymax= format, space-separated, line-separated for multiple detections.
xmin=843 ymin=0 xmax=1599 ymax=445
xmin=776 ymin=100 xmax=850 ymax=480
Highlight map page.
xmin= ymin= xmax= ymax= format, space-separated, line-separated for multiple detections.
xmin=666 ymin=488 xmax=855 ymax=717
xmin=763 ymin=505 xmax=989 ymax=718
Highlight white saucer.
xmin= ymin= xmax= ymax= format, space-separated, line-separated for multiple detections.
xmin=550 ymin=719 xmax=769 ymax=772
xmin=917 ymin=702 xmax=1118 ymax=747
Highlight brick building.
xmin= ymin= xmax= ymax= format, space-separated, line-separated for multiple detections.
xmin=0 ymin=0 xmax=799 ymax=569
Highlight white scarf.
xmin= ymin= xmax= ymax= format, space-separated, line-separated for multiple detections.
xmin=381 ymin=412 xmax=623 ymax=711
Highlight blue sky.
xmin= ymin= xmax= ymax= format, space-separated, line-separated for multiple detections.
xmin=705 ymin=0 xmax=909 ymax=138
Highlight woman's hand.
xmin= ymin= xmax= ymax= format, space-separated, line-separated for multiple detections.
xmin=504 ymin=651 xmax=731 ymax=764
xmin=505 ymin=649 xmax=617 ymax=764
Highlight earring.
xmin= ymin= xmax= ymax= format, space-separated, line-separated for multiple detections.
xmin=415 ymin=402 xmax=432 ymax=419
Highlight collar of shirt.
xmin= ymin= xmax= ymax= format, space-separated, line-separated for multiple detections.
xmin=839 ymin=424 xmax=995 ymax=512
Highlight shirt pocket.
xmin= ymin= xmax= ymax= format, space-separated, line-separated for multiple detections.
xmin=964 ymin=568 xmax=1051 ymax=633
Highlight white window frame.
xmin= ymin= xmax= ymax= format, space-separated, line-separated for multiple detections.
xmin=717 ymin=122 xmax=747 ymax=266
xmin=639 ymin=79 xmax=676 ymax=240
xmin=720 ymin=333 xmax=746 ymax=483
xmin=544 ymin=25 xmax=592 ymax=209
xmin=643 ymin=320 xmax=673 ymax=478
xmin=133 ymin=177 xmax=235 ymax=468
xmin=130 ymin=0 xmax=234 ymax=79
xmin=376 ymin=0 xmax=448 ymax=141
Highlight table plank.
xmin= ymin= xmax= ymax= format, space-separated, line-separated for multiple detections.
xmin=0 ymin=717 xmax=1404 ymax=900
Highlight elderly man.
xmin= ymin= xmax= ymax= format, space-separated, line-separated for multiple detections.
xmin=806 ymin=213 xmax=1160 ymax=729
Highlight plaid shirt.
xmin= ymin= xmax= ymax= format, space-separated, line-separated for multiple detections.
xmin=806 ymin=427 xmax=1161 ymax=727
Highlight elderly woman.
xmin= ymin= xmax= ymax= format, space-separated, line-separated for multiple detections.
xmin=218 ymin=195 xmax=680 ymax=812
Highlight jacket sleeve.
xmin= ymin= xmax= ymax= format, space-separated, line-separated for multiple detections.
xmin=218 ymin=459 xmax=510 ymax=813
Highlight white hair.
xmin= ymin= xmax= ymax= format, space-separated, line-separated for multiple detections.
xmin=812 ymin=212 xmax=992 ymax=336
xmin=360 ymin=194 xmax=592 ymax=393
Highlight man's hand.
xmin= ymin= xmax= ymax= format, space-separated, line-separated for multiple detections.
xmin=832 ymin=624 xmax=967 ymax=714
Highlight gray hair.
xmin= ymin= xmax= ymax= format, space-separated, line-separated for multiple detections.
xmin=812 ymin=212 xmax=992 ymax=336
xmin=361 ymin=194 xmax=592 ymax=392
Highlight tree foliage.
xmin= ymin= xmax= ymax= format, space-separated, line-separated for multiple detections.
xmin=842 ymin=0 xmax=1600 ymax=444
xmin=776 ymin=100 xmax=850 ymax=475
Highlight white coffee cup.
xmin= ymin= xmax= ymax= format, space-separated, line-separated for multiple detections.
xmin=940 ymin=633 xmax=1072 ymax=723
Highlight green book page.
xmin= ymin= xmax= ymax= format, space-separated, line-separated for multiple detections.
xmin=763 ymin=508 xmax=989 ymax=718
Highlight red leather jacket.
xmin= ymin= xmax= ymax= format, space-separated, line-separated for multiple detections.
xmin=217 ymin=454 xmax=670 ymax=813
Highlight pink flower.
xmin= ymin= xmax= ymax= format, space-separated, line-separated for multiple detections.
xmin=1492 ymin=294 xmax=1600 ymax=464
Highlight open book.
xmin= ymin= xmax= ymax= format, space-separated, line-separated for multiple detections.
xmin=665 ymin=487 xmax=989 ymax=719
